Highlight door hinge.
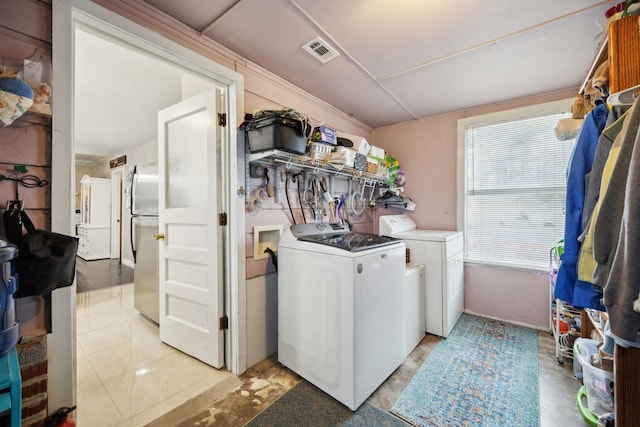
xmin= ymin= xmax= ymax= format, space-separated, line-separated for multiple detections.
xmin=219 ymin=315 xmax=229 ymax=330
xmin=218 ymin=113 xmax=227 ymax=127
xmin=218 ymin=212 xmax=228 ymax=226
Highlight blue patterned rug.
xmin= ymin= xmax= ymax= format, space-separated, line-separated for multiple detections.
xmin=390 ymin=314 xmax=539 ymax=427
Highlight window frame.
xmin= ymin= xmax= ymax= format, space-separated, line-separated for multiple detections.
xmin=456 ymin=98 xmax=574 ymax=272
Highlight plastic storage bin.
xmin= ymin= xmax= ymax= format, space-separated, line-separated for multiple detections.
xmin=0 ymin=238 xmax=19 ymax=356
xmin=574 ymin=338 xmax=614 ymax=416
xmin=246 ymin=115 xmax=308 ymax=154
xmin=576 ymin=386 xmax=598 ymax=427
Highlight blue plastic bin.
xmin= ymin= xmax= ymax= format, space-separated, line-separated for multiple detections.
xmin=0 ymin=238 xmax=19 ymax=356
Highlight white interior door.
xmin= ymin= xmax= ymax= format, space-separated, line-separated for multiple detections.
xmin=158 ymin=90 xmax=224 ymax=368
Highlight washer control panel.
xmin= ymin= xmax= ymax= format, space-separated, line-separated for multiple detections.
xmin=290 ymin=222 xmax=349 ymax=238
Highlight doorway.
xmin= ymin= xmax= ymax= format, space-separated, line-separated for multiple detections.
xmin=52 ymin=0 xmax=246 ymax=414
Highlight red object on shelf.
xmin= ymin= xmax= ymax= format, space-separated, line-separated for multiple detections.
xmin=605 ymin=2 xmax=625 ymax=18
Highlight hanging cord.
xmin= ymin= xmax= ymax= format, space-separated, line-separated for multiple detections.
xmin=319 ymin=177 xmax=336 ymax=222
xmin=296 ymin=174 xmax=307 ymax=224
xmin=304 ymin=176 xmax=316 ymax=220
xmin=264 ymin=168 xmax=274 ymax=197
xmin=339 ymin=194 xmax=352 ymax=230
xmin=263 ymin=247 xmax=277 ymax=272
xmin=284 ymin=174 xmax=297 ymax=225
xmin=350 ymin=180 xmax=366 ymax=216
xmin=1 ymin=172 xmax=48 ymax=214
xmin=0 ymin=173 xmax=49 ymax=189
xmin=2 ymin=172 xmax=48 ymax=206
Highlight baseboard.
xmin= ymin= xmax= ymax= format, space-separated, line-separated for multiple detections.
xmin=464 ymin=309 xmax=549 ymax=331
xmin=121 ymin=258 xmax=134 ymax=269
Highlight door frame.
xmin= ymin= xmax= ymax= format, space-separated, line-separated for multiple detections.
xmin=52 ymin=0 xmax=246 ymax=410
xmin=110 ymin=167 xmax=124 ymax=261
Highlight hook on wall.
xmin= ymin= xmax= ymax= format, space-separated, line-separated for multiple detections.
xmin=5 ymin=200 xmax=22 ymax=212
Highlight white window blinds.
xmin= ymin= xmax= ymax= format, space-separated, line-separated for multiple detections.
xmin=463 ymin=111 xmax=575 ymax=270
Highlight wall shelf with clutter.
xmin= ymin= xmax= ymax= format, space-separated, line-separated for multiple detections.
xmin=243 ymin=109 xmax=410 ymax=218
xmin=245 ymin=149 xmax=389 ymax=215
xmin=0 ymin=51 xmax=52 ymax=127
xmin=248 ymin=149 xmax=389 ymax=187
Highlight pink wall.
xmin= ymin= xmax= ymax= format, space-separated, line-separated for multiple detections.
xmin=465 ymin=265 xmax=550 ymax=327
xmin=0 ymin=1 xmax=51 ymax=336
xmin=373 ymin=88 xmax=577 ymax=328
xmin=374 ymin=115 xmax=459 ymax=230
xmin=91 ymin=0 xmax=578 ymax=329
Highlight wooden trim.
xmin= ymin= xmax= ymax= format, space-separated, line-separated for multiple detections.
xmin=608 ymin=15 xmax=640 ymax=94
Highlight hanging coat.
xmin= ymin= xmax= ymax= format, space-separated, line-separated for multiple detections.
xmin=553 ymin=102 xmax=608 ymax=309
xmin=594 ymin=97 xmax=640 ymax=288
xmin=577 ymin=108 xmax=629 ymax=283
xmin=604 ymin=100 xmax=640 ymax=342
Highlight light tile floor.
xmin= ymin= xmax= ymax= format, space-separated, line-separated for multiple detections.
xmin=76 ymin=282 xmax=587 ymax=426
xmin=76 ymin=283 xmax=233 ymax=427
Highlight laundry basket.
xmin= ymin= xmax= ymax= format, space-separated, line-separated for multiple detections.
xmin=573 ymin=338 xmax=614 ymax=416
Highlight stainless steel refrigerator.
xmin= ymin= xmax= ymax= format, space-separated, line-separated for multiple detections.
xmin=130 ymin=162 xmax=160 ymax=323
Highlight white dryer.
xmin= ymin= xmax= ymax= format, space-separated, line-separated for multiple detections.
xmin=379 ymin=215 xmax=464 ymax=338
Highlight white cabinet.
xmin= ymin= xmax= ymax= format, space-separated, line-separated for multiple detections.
xmin=404 ymin=263 xmax=425 ymax=357
xmin=77 ymin=176 xmax=111 ymax=260
xmin=400 ymin=231 xmax=464 ymax=338
xmin=442 ymin=239 xmax=464 ymax=337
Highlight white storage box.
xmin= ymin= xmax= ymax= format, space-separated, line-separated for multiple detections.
xmin=309 ymin=142 xmax=333 ymax=161
xmin=574 ymin=338 xmax=614 ymax=416
xmin=336 ymin=131 xmax=370 ymax=156
xmin=368 ymin=145 xmax=385 ymax=162
xmin=329 ymin=146 xmax=356 ymax=167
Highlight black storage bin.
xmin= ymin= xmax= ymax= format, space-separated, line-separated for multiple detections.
xmin=246 ymin=115 xmax=308 ymax=154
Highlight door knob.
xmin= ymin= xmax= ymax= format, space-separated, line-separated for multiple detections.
xmin=154 ymin=233 xmax=165 ymax=241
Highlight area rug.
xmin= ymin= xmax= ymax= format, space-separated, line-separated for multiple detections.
xmin=245 ymin=380 xmax=409 ymax=427
xmin=390 ymin=314 xmax=539 ymax=427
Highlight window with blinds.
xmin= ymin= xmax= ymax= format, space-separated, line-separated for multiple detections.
xmin=461 ymin=106 xmax=575 ymax=270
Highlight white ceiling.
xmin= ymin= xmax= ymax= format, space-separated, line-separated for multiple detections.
xmin=75 ymin=0 xmax=615 ymax=160
xmin=74 ymin=29 xmax=184 ymax=160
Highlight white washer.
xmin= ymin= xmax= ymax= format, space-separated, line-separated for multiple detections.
xmin=278 ymin=222 xmax=406 ymax=410
xmin=380 ymin=214 xmax=464 ymax=338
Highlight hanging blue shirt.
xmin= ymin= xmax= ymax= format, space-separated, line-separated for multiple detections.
xmin=554 ymin=102 xmax=608 ymax=309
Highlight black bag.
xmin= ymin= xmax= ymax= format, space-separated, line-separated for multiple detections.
xmin=13 ymin=210 xmax=78 ymax=298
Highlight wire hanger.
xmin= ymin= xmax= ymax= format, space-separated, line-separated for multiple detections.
xmin=607 ymin=83 xmax=640 ymax=107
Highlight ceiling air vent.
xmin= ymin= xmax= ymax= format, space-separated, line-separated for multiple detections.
xmin=302 ymin=36 xmax=340 ymax=64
